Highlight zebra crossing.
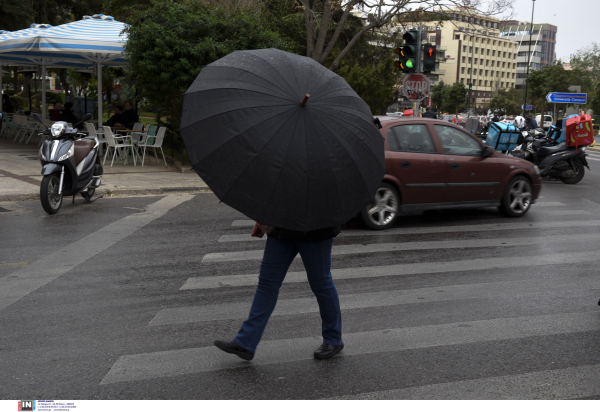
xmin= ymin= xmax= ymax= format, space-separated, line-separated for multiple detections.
xmin=100 ymin=204 xmax=600 ymax=399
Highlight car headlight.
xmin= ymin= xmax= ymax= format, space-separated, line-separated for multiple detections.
xmin=51 ymin=123 xmax=65 ymax=137
xmin=533 ymin=165 xmax=541 ymax=175
xmin=39 ymin=146 xmax=46 ymax=161
xmin=58 ymin=145 xmax=74 ymax=161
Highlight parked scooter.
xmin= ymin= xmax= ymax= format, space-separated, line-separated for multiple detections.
xmin=509 ymin=129 xmax=589 ymax=184
xmin=32 ymin=113 xmax=103 ymax=214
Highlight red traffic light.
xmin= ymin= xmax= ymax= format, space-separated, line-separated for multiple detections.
xmin=426 ymin=47 xmax=433 ymax=57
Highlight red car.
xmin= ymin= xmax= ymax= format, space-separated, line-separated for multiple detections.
xmin=361 ymin=116 xmax=542 ymax=229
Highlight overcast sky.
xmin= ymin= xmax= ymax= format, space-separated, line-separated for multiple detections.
xmin=508 ymin=0 xmax=599 ymax=61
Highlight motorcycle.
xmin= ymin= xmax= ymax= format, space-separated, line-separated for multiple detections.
xmin=509 ymin=128 xmax=589 ymax=184
xmin=32 ymin=113 xmax=103 ymax=214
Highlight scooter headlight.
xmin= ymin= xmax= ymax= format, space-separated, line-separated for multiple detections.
xmin=58 ymin=145 xmax=74 ymax=161
xmin=51 ymin=123 xmax=65 ymax=137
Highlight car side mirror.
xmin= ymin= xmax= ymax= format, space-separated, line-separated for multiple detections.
xmin=481 ymin=146 xmax=493 ymax=157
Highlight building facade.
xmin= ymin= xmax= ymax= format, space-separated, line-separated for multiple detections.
xmin=499 ymin=21 xmax=558 ymax=89
xmin=391 ymin=9 xmax=519 ymax=109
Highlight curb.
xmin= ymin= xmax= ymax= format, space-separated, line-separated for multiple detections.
xmin=0 ymin=187 xmax=212 ymax=202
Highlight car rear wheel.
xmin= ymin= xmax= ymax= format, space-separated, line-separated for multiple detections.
xmin=500 ymin=176 xmax=532 ymax=217
xmin=360 ymin=183 xmax=400 ymax=230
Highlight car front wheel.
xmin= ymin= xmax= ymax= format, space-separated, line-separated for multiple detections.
xmin=500 ymin=176 xmax=532 ymax=217
xmin=360 ymin=183 xmax=400 ymax=230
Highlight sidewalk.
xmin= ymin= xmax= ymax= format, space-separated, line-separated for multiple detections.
xmin=0 ymin=139 xmax=208 ymax=201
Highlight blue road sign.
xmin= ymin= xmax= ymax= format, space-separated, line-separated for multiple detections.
xmin=546 ymin=92 xmax=587 ymax=104
xmin=521 ymin=105 xmax=532 ymax=110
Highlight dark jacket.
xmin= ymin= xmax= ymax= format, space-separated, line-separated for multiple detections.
xmin=422 ymin=111 xmax=437 ymax=119
xmin=106 ymin=113 xmax=122 ymax=127
xmin=268 ymin=226 xmax=341 ymax=242
xmin=58 ymin=109 xmax=81 ymax=129
xmin=48 ymin=109 xmax=61 ymax=121
xmin=119 ymin=109 xmax=139 ymax=128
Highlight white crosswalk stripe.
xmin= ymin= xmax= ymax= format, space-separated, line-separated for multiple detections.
xmin=100 ymin=205 xmax=600 ymax=397
xmin=101 ymin=311 xmax=599 ymax=384
xmin=218 ymin=218 xmax=600 ymax=243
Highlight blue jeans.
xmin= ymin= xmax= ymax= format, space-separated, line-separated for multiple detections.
xmin=233 ymin=236 xmax=342 ymax=353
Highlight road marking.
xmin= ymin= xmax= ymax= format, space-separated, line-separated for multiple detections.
xmin=0 ymin=194 xmax=194 ymax=312
xmin=153 ymin=276 xmax=597 ymax=326
xmin=328 ymin=364 xmax=600 ymax=399
xmin=203 ymin=232 xmax=600 ymax=263
xmin=585 ymin=156 xmax=600 ymax=162
xmin=218 ymin=219 xmax=600 ymax=243
xmin=0 ymin=262 xmax=28 ymax=269
xmin=231 ymin=220 xmax=254 ymax=227
xmin=541 ymin=210 xmax=591 ymax=216
xmin=533 ymin=202 xmax=565 ymax=207
xmin=183 ymin=250 xmax=600 ymax=290
xmin=100 ymin=311 xmax=600 ymax=384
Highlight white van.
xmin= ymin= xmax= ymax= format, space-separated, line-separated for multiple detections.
xmin=536 ymin=115 xmax=553 ymax=130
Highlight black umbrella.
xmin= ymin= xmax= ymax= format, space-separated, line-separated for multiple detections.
xmin=180 ymin=48 xmax=385 ymax=232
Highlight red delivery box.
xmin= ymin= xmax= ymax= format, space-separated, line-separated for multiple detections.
xmin=566 ymin=112 xmax=594 ymax=147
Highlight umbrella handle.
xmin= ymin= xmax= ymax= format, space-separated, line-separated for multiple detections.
xmin=301 ymin=94 xmax=310 ymax=107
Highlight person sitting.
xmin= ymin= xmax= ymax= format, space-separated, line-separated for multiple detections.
xmin=58 ymin=102 xmax=82 ymax=129
xmin=2 ymin=94 xmax=15 ymax=113
xmin=527 ymin=114 xmax=539 ymax=130
xmin=106 ymin=106 xmax=123 ymax=127
xmin=113 ymin=101 xmax=139 ymax=129
xmin=48 ymin=102 xmax=62 ymax=121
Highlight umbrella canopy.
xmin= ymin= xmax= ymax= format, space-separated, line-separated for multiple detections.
xmin=0 ymin=15 xmax=127 ymax=126
xmin=181 ymin=48 xmax=385 ymax=232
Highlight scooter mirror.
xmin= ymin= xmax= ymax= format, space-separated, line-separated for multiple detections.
xmin=32 ymin=113 xmax=45 ymax=124
xmin=74 ymin=113 xmax=93 ymax=127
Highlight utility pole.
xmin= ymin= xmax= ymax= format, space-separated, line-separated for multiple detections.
xmin=468 ymin=30 xmax=474 ymax=117
xmin=522 ymin=0 xmax=536 ymax=116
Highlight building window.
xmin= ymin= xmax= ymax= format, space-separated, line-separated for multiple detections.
xmin=479 ymin=69 xmax=483 ymax=75
xmin=475 ymin=47 xmax=479 ymax=54
xmin=461 ymin=67 xmax=465 ymax=74
xmin=467 ymin=68 xmax=471 ymax=74
xmin=479 ymin=80 xmax=482 ymax=86
xmin=468 ymin=57 xmax=472 ymax=64
xmin=484 ymin=80 xmax=488 ymax=86
xmin=480 ymin=59 xmax=484 ymax=65
xmin=460 ymin=78 xmax=465 ymax=83
xmin=463 ymin=45 xmax=466 ymax=53
xmin=485 ymin=70 xmax=489 ymax=76
xmin=501 ymin=82 xmax=504 ymax=88
xmin=490 ymin=70 xmax=494 ymax=76
xmin=513 ymin=63 xmax=516 ymax=69
xmin=492 ymin=50 xmax=496 ymax=56
xmin=469 ymin=47 xmax=473 ymax=53
xmin=455 ymin=34 xmax=460 ymax=40
xmin=462 ymin=56 xmax=466 ymax=63
xmin=503 ymin=52 xmax=506 ymax=57
xmin=493 ymin=40 xmax=496 ymax=46
xmin=512 ymin=73 xmax=515 ymax=78
xmin=508 ymin=53 xmax=511 ymax=58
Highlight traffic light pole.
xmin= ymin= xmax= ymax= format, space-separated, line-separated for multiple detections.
xmin=413 ymin=27 xmax=422 ymax=118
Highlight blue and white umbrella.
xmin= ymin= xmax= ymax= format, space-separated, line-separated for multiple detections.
xmin=0 ymin=15 xmax=128 ymax=126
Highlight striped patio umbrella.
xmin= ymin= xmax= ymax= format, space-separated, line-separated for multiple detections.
xmin=0 ymin=15 xmax=128 ymax=126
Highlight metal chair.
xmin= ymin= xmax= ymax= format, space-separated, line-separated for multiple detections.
xmin=138 ymin=126 xmax=167 ymax=166
xmin=102 ymin=126 xmax=136 ymax=167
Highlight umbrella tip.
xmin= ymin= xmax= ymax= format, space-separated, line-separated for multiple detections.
xmin=300 ymin=94 xmax=310 ymax=107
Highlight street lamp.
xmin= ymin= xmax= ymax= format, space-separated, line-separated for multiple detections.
xmin=522 ymin=0 xmax=536 ymax=116
xmin=18 ymin=68 xmax=37 ymax=113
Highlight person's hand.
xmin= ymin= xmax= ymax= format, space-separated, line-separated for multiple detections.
xmin=258 ymin=224 xmax=273 ymax=234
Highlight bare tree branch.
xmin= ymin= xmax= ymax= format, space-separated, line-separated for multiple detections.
xmin=313 ymin=0 xmax=334 ymax=62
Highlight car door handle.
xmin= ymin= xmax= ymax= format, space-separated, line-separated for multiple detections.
xmin=449 ymin=163 xmax=460 ymax=169
xmin=400 ymin=161 xmax=411 ymax=168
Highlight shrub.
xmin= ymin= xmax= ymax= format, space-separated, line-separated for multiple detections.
xmin=9 ymin=95 xmax=25 ymax=111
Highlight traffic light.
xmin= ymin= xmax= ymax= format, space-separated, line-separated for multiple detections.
xmin=422 ymin=43 xmax=436 ymax=73
xmin=397 ymin=29 xmax=419 ymax=73
xmin=469 ymin=84 xmax=473 ymax=90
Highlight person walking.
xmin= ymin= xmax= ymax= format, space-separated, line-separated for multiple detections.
xmin=214 ymin=224 xmax=344 ymax=361
xmin=422 ymin=107 xmax=436 ymax=119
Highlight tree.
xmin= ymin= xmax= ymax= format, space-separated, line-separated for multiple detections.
xmin=527 ymin=63 xmax=573 ymax=114
xmin=590 ymin=82 xmax=600 ymax=122
xmin=300 ymin=0 xmax=514 ymax=71
xmin=122 ymin=0 xmax=291 ymax=130
xmin=570 ymin=42 xmax=600 ymax=85
xmin=0 ymin=0 xmax=31 ymax=30
xmin=489 ymin=88 xmax=520 ymax=116
xmin=431 ymin=80 xmax=449 ymax=113
xmin=443 ymin=82 xmax=467 ymax=115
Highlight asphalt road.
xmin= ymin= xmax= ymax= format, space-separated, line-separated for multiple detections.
xmin=1 ymin=159 xmax=600 ymax=400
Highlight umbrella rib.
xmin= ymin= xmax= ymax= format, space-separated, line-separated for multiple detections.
xmin=198 ymin=67 xmax=298 ymax=101
xmin=219 ymin=110 xmax=298 ymax=209
xmin=182 ymin=102 xmax=295 ymax=130
xmin=244 ymin=52 xmax=301 ymax=101
xmin=312 ymin=109 xmax=382 ymax=200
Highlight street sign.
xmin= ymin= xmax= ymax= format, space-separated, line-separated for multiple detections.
xmin=546 ymin=92 xmax=587 ymax=104
xmin=403 ymin=74 xmax=430 ymax=101
xmin=521 ymin=105 xmax=532 ymax=110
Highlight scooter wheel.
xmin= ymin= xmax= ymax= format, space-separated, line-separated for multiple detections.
xmin=40 ymin=173 xmax=63 ymax=214
xmin=560 ymin=158 xmax=585 ymax=184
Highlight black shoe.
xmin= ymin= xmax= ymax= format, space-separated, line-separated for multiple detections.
xmin=313 ymin=342 xmax=344 ymax=360
xmin=214 ymin=340 xmax=254 ymax=361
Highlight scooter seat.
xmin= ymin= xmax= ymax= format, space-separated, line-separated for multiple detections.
xmin=74 ymin=139 xmax=95 ymax=165
xmin=537 ymin=143 xmax=566 ymax=157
